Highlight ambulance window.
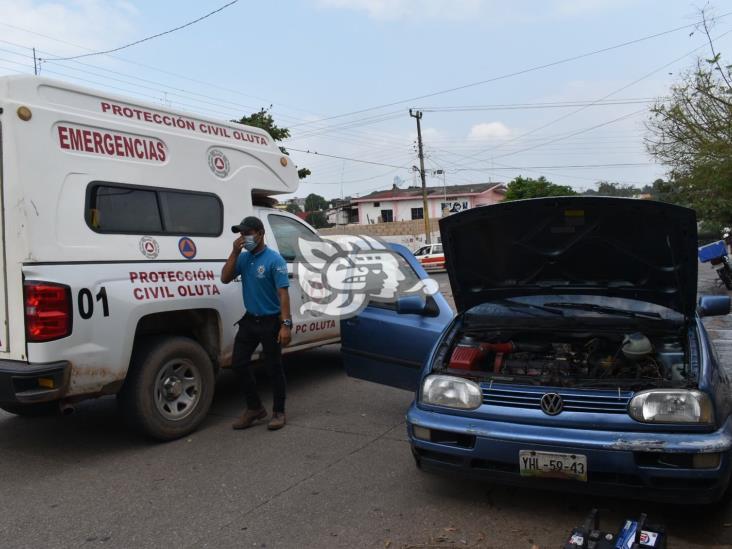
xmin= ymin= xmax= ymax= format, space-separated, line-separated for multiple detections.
xmin=88 ymin=185 xmax=162 ymax=233
xmin=86 ymin=183 xmax=222 ymax=236
xmin=268 ymin=214 xmax=319 ymax=262
xmin=159 ymin=191 xmax=222 ymax=236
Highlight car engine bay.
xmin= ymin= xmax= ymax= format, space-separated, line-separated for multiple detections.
xmin=435 ymin=329 xmax=692 ymax=390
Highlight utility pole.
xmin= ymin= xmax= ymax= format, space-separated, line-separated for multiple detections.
xmin=409 ymin=109 xmax=431 ymax=244
xmin=32 ymin=48 xmax=38 ymax=76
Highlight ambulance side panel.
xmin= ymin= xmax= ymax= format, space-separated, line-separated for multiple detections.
xmin=0 ymin=76 xmax=337 ymax=403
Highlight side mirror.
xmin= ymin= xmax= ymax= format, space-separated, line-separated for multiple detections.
xmin=396 ymin=295 xmax=428 ymax=315
xmin=698 ymin=295 xmax=731 ymax=317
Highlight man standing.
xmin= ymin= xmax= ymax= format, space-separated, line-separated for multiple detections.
xmin=221 ymin=216 xmax=292 ymax=431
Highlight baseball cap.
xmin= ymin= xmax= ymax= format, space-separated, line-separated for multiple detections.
xmin=231 ymin=216 xmax=264 ymax=233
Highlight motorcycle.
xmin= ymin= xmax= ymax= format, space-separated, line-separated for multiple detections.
xmin=699 ymin=234 xmax=732 ymax=290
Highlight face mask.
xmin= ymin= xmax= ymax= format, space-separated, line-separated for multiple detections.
xmin=243 ymin=235 xmax=258 ymax=252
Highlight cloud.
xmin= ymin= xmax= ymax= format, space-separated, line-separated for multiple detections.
xmin=0 ymin=0 xmax=138 ymax=63
xmin=468 ymin=121 xmax=511 ymax=140
xmin=316 ymin=0 xmax=482 ymax=21
xmin=316 ymin=0 xmax=625 ymax=22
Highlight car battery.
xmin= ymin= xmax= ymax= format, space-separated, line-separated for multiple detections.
xmin=615 ymin=515 xmax=666 ymax=549
xmin=564 ymin=510 xmax=666 ymax=549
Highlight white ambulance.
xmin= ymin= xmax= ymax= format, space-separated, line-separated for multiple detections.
xmin=0 ymin=76 xmax=339 ymax=439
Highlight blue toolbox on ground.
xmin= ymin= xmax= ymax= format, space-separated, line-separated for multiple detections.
xmin=698 ymin=240 xmax=728 ymax=263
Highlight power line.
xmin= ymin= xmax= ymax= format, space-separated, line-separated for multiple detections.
xmin=450 ymin=29 xmax=732 ymax=167
xmin=0 ymin=20 xmax=317 ymax=120
xmin=41 ymin=1 xmax=239 ymax=62
xmin=450 ymin=162 xmax=650 ymax=171
xmin=417 ymin=99 xmax=660 ymax=112
xmin=288 ymin=11 xmax=732 ymax=129
xmin=305 ymin=168 xmax=402 ymax=185
xmin=287 ymin=148 xmax=410 ymax=169
xmin=492 ymin=108 xmax=648 ymax=160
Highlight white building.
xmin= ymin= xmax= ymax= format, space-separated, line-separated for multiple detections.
xmin=351 ymin=183 xmax=506 ymax=224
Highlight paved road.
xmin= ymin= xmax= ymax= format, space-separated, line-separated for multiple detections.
xmin=1 ymin=272 xmax=732 ymax=548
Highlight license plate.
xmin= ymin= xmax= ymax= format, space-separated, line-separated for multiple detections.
xmin=519 ymin=450 xmax=587 ymax=482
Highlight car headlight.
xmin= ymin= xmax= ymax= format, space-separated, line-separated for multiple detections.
xmin=421 ymin=375 xmax=482 ymax=410
xmin=628 ymin=389 xmax=714 ymax=424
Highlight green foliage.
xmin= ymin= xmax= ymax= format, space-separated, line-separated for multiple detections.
xmin=304 ymin=193 xmax=329 ymax=212
xmin=285 ymin=202 xmax=302 ymax=214
xmin=305 ymin=211 xmax=329 ymax=228
xmin=504 ymin=176 xmax=577 ymax=201
xmin=582 ymin=180 xmax=680 ymax=202
xmin=233 ymin=107 xmax=310 ymax=180
xmin=646 ymin=14 xmax=732 ymax=228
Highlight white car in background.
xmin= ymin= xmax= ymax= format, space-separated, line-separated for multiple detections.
xmin=413 ymin=244 xmax=445 ymax=271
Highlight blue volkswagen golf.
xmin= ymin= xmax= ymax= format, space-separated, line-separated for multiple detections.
xmin=341 ymin=197 xmax=732 ymax=503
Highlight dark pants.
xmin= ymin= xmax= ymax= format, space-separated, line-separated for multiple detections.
xmin=231 ymin=314 xmax=286 ymax=413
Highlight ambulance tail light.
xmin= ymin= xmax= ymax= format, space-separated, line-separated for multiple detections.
xmin=24 ymin=282 xmax=72 ymax=342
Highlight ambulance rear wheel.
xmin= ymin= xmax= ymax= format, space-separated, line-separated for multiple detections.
xmin=120 ymin=336 xmax=215 ymax=441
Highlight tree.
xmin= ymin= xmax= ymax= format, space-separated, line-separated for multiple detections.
xmin=285 ymin=202 xmax=302 ymax=214
xmin=304 ymin=193 xmax=328 ymax=212
xmin=305 ymin=211 xmax=329 ymax=228
xmin=594 ymin=181 xmax=640 ymax=197
xmin=233 ymin=107 xmax=311 ymax=179
xmin=646 ymin=11 xmax=732 ymax=228
xmin=504 ymin=176 xmax=576 ymax=201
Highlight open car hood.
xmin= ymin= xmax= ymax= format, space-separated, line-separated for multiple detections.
xmin=439 ymin=197 xmax=698 ymax=316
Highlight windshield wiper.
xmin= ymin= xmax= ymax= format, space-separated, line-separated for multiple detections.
xmin=542 ymin=302 xmax=661 ymax=319
xmin=495 ymin=299 xmax=565 ymax=316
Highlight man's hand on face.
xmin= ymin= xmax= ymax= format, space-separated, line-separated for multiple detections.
xmin=232 ymin=235 xmax=245 ymax=255
xmin=277 ymin=325 xmax=291 ymax=347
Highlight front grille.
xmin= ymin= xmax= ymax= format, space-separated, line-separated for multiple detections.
xmin=481 ymin=383 xmax=632 ymax=414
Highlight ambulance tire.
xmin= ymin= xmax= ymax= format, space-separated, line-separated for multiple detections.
xmin=119 ymin=336 xmax=215 ymax=441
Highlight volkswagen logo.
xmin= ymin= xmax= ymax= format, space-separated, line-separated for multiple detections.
xmin=540 ymin=393 xmax=564 ymax=415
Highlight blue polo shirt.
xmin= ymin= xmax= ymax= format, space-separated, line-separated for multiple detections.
xmin=234 ymin=246 xmax=289 ymax=316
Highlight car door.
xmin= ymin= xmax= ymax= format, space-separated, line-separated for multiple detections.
xmin=265 ymin=212 xmax=340 ymax=347
xmin=340 ymin=243 xmax=453 ymax=391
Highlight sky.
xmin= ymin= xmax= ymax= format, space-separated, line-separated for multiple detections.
xmin=1 ymin=0 xmax=731 ymax=200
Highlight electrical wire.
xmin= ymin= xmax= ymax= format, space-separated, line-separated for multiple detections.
xmin=41 ymin=1 xmax=239 ymax=62
xmin=417 ymin=99 xmax=659 ymax=112
xmin=288 ymin=10 xmax=732 ymax=129
xmin=287 ymin=148 xmax=409 ymax=169
xmin=449 ymin=163 xmax=649 ymax=171
xmin=449 ymin=28 xmax=732 ymax=166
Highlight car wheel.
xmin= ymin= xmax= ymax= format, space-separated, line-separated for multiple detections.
xmin=0 ymin=402 xmax=58 ymax=417
xmin=119 ymin=336 xmax=215 ymax=441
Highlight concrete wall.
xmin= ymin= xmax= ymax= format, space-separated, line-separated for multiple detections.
xmin=319 ymin=217 xmax=441 ymax=252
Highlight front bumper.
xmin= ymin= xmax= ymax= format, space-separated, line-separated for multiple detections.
xmin=0 ymin=360 xmax=70 ymax=404
xmin=407 ymin=402 xmax=732 ymax=504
